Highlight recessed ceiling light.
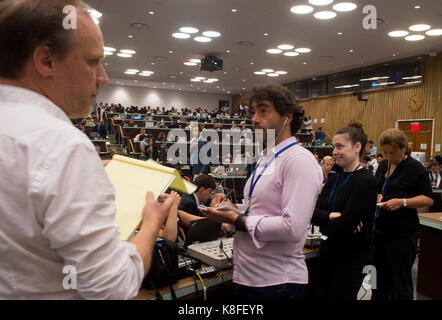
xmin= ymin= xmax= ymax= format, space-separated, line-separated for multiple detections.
xmin=426 ymin=29 xmax=442 ymax=36
xmin=127 ymin=69 xmax=140 ymax=72
xmin=169 ymin=50 xmax=173 ymax=54
xmin=261 ymin=69 xmax=274 ymax=73
xmin=275 ymin=71 xmax=288 ymax=75
xmin=117 ymin=53 xmax=132 ymax=58
xmin=409 ymin=24 xmax=431 ymax=31
xmin=172 ymin=32 xmax=191 ymax=39
xmin=264 ymin=33 xmax=269 ymax=36
xmin=290 ymin=5 xmax=314 ymax=14
xmin=349 ymin=49 xmax=354 ymax=53
xmin=303 ymin=62 xmax=308 ymax=65
xmin=180 ymin=27 xmax=199 ymax=34
xmin=128 ymin=35 xmax=133 ymax=38
xmin=148 ymin=11 xmax=154 ymax=14
xmin=184 ymin=62 xmax=197 ymax=66
xmin=224 ymin=72 xmax=227 ymax=74
xmin=104 ymin=47 xmax=116 ymax=52
xmin=139 ymin=73 xmax=151 ymax=77
xmin=151 ymin=62 xmax=155 ymax=65
xmin=277 ymin=44 xmax=295 ymax=50
xmin=254 ymin=71 xmax=266 ymax=75
xmin=333 ymin=2 xmax=357 ymax=12
xmin=141 ymin=70 xmax=154 ymax=74
xmin=190 ymin=79 xmax=201 ymax=82
xmin=314 ymin=11 xmax=337 ymax=19
xmin=189 ymin=58 xmax=201 ymax=63
xmin=104 ymin=51 xmax=113 ymax=56
xmin=388 ymin=30 xmax=409 ymax=37
xmin=232 ymin=9 xmax=237 ymax=12
xmin=242 ymin=79 xmax=246 ymax=82
xmin=284 ymin=51 xmax=300 ymax=56
xmin=309 ymin=0 xmax=333 ymax=5
xmin=180 ymin=72 xmax=184 ymax=74
xmin=202 ymin=31 xmax=221 ymax=37
xmin=208 ymin=78 xmax=218 ymax=82
xmin=195 ymin=77 xmax=206 ymax=80
xmin=393 ymin=54 xmax=397 ymax=57
xmin=405 ymin=34 xmax=425 ymax=41
xmin=194 ymin=36 xmax=212 ymax=43
xmin=226 ymin=50 xmax=231 ymax=53
xmin=124 ymin=71 xmax=136 ymax=75
xmin=250 ymin=62 xmax=254 ymax=65
xmin=414 ymin=5 xmax=421 ymax=9
xmin=267 ymin=73 xmax=279 ymax=77
xmin=295 ymin=48 xmax=311 ymax=53
xmin=203 ymin=80 xmax=214 ymax=83
xmin=162 ymin=82 xmax=166 ymax=84
xmin=120 ymin=49 xmax=136 ymax=54
xmin=338 ymin=32 xmax=343 ymax=35
xmin=266 ymin=48 xmax=282 ymax=54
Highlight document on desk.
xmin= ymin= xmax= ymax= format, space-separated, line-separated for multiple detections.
xmin=105 ymin=155 xmax=197 ymax=241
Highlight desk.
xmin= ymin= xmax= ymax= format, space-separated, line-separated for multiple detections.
xmin=133 ymin=247 xmax=320 ymax=300
xmin=417 ymin=212 xmax=442 ymax=300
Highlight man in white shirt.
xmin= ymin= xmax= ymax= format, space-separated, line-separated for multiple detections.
xmin=0 ymin=0 xmax=173 ymax=299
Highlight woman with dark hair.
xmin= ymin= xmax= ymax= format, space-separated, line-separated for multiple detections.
xmin=311 ymin=120 xmax=377 ymax=300
xmin=373 ymin=128 xmax=433 ymax=300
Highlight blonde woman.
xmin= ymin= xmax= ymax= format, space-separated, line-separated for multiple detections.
xmin=373 ymin=128 xmax=433 ymax=300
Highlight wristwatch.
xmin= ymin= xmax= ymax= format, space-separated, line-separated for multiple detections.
xmin=402 ymin=199 xmax=407 ymax=207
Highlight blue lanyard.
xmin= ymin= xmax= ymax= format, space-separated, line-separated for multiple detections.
xmin=248 ymin=142 xmax=298 ymax=202
xmin=375 ymin=154 xmax=406 ymax=218
xmin=328 ymin=164 xmax=361 ymax=211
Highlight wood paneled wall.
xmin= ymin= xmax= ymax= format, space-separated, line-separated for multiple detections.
xmin=299 ymin=52 xmax=442 ymax=157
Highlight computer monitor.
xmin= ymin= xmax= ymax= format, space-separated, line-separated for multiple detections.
xmin=184 ymin=218 xmax=221 ymax=247
xmin=133 ymin=115 xmax=142 ymax=120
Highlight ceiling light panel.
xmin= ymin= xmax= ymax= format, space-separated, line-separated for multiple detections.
xmin=332 ymin=2 xmax=357 ymax=12
xmin=290 ymin=5 xmax=314 ymax=14
xmin=314 ymin=11 xmax=337 ymax=19
xmin=309 ymin=0 xmax=334 ymax=5
xmin=180 ymin=27 xmax=199 ymax=34
xmin=172 ymin=33 xmax=191 ymax=39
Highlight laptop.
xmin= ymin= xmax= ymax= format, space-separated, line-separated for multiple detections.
xmin=229 ymin=163 xmax=247 ymax=175
xmin=183 ymin=218 xmax=221 ymax=247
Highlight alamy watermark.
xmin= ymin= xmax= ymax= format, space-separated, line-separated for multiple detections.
xmin=62 ymin=265 xmax=77 ymax=290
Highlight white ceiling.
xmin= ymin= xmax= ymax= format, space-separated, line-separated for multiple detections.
xmin=88 ymin=0 xmax=442 ymax=95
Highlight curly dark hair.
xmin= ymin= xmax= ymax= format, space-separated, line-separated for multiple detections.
xmin=246 ymin=83 xmax=305 ymax=135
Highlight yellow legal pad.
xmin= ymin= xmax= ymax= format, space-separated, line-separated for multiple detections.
xmin=105 ymin=155 xmax=197 ymax=241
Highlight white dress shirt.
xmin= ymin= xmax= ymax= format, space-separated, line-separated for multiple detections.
xmin=0 ymin=85 xmax=144 ymax=299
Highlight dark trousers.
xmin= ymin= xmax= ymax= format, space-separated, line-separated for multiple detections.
xmin=317 ymin=254 xmax=368 ymax=300
xmin=372 ymin=232 xmax=417 ymax=300
xmin=234 ymin=283 xmax=306 ymax=301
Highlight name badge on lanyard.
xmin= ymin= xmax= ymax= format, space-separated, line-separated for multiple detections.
xmin=245 ymin=141 xmax=298 ymax=215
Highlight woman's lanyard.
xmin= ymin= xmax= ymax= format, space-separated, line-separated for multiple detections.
xmin=374 ymin=154 xmax=406 ymax=218
xmin=328 ymin=164 xmax=361 ymax=211
xmin=247 ymin=142 xmax=298 ymax=206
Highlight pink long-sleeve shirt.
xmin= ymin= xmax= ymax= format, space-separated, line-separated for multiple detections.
xmin=233 ymin=136 xmax=322 ymax=287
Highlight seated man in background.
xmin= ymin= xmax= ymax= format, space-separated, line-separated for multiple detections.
xmin=134 ymin=128 xmax=146 ymax=142
xmin=428 ymin=160 xmax=441 ymax=188
xmin=178 ymin=174 xmax=216 ymax=225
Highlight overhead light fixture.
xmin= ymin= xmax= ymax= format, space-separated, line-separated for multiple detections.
xmin=194 ymin=77 xmax=206 ymax=80
xmin=232 ymin=9 xmax=237 ymax=12
xmin=267 ymin=73 xmax=279 ymax=77
xmin=261 ymin=69 xmax=274 ymax=73
xmin=127 ymin=69 xmax=140 ymax=72
xmin=117 ymin=53 xmax=132 ymax=58
xmin=172 ymin=32 xmax=191 ymax=39
xmin=128 ymin=35 xmax=133 ymax=38
xmin=208 ymin=78 xmax=219 ymax=82
xmin=184 ymin=62 xmax=197 ymax=66
xmin=277 ymin=44 xmax=294 ymax=50
xmin=148 ymin=11 xmax=154 ymax=14
xmin=104 ymin=47 xmax=116 ymax=52
xmin=426 ymin=29 xmax=442 ymax=36
xmin=202 ymin=31 xmax=221 ymax=37
xmin=203 ymin=80 xmax=214 ymax=83
xmin=264 ymin=33 xmax=269 ymax=36
xmin=180 ymin=27 xmax=199 ymax=34
xmin=275 ymin=71 xmax=288 ymax=74
xmin=169 ymin=50 xmax=173 ymax=54
xmin=388 ymin=30 xmax=409 ymax=37
xmin=309 ymin=0 xmax=334 ymax=5
xmin=189 ymin=58 xmax=201 ymax=63
xmin=333 ymin=2 xmax=357 ymax=12
xmin=284 ymin=51 xmax=299 ymax=56
xmin=349 ymin=49 xmax=354 ymax=53
xmin=266 ymin=48 xmax=282 ymax=54
xmin=295 ymin=48 xmax=311 ymax=53
xmin=409 ymin=24 xmax=431 ymax=31
xmin=194 ymin=36 xmax=212 ymax=42
xmin=290 ymin=5 xmax=314 ymax=14
xmin=124 ymin=71 xmax=136 ymax=75
xmin=104 ymin=51 xmax=113 ymax=56
xmin=314 ymin=11 xmax=337 ymax=19
xmin=254 ymin=71 xmax=265 ymax=75
xmin=120 ymin=49 xmax=136 ymax=54
xmin=405 ymin=34 xmax=425 ymax=41
xmin=139 ymin=73 xmax=151 ymax=77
